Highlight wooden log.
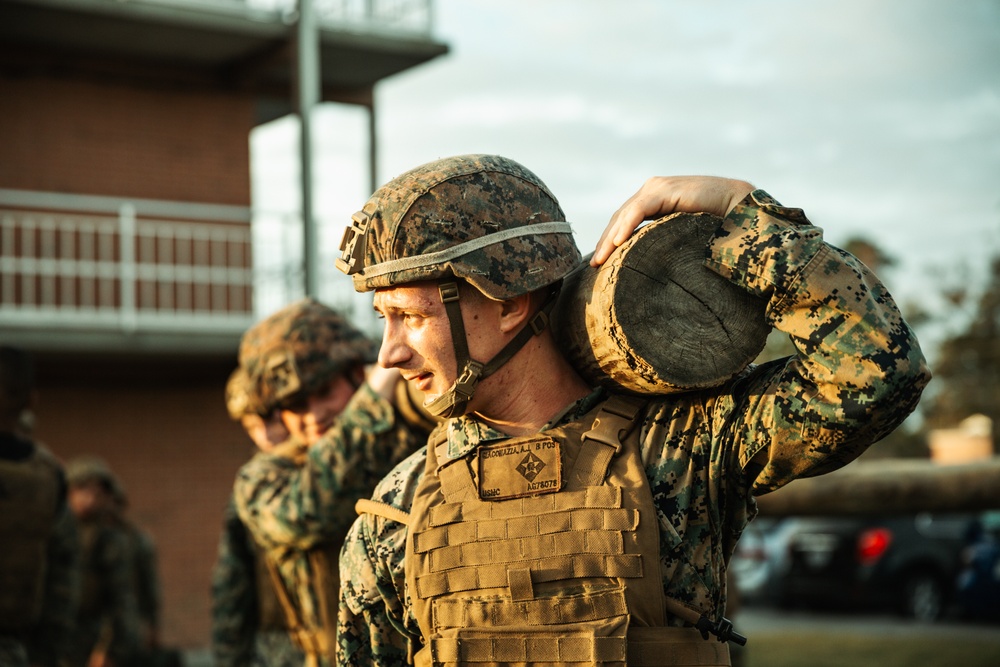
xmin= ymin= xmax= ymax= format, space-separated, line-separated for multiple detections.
xmin=755 ymin=458 xmax=1000 ymax=516
xmin=552 ymin=212 xmax=770 ymax=394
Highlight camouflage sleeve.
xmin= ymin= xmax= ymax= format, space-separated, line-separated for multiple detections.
xmin=25 ymin=506 xmax=80 ymax=667
xmin=338 ymin=451 xmax=426 ymax=667
xmin=234 ymin=383 xmax=425 ymax=552
xmin=210 ymin=499 xmax=258 ymax=667
xmin=337 ymin=515 xmax=410 ymax=667
xmin=98 ymin=525 xmax=141 ymax=664
xmin=706 ymin=189 xmax=932 ymax=493
xmin=132 ymin=528 xmax=161 ymax=632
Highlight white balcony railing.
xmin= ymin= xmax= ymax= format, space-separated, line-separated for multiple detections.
xmin=0 ymin=189 xmax=255 ymax=336
xmin=121 ymin=0 xmax=435 ymax=37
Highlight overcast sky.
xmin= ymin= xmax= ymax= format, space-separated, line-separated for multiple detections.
xmin=251 ymin=0 xmax=1000 ymax=352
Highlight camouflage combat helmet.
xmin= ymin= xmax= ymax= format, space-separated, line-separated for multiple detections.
xmin=336 ymin=154 xmax=580 ymax=298
xmin=224 ymin=367 xmax=253 ymax=420
xmin=65 ymin=456 xmax=120 ymax=494
xmin=336 ymin=154 xmax=583 ymax=418
xmin=238 ymin=298 xmax=377 ymax=416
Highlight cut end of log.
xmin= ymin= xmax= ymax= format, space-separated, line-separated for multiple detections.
xmin=553 ymin=212 xmax=769 ymax=394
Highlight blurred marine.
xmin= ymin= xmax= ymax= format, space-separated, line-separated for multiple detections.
xmin=226 ymin=298 xmax=436 ymax=666
xmin=0 ymin=345 xmax=80 ymax=667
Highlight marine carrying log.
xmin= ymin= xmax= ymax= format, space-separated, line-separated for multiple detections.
xmin=552 ymin=212 xmax=770 ymax=395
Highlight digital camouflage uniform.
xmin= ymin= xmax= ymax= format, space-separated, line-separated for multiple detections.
xmin=334 ymin=156 xmax=930 ymax=666
xmin=211 ymin=495 xmax=305 ymax=667
xmin=213 ymin=364 xmax=305 ymax=667
xmin=26 ymin=504 xmax=81 ymax=667
xmin=230 ymin=299 xmax=434 ymax=667
xmin=65 ymin=458 xmax=140 ymax=667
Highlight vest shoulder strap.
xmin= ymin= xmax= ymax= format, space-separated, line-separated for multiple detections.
xmin=355 ymin=498 xmax=411 ymax=526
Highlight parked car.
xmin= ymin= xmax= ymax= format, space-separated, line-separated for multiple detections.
xmin=730 ymin=517 xmax=802 ymax=605
xmin=954 ymin=510 xmax=1000 ymax=621
xmin=774 ymin=513 xmax=977 ymax=621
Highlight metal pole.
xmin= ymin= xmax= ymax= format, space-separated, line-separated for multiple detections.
xmin=118 ymin=203 xmax=137 ymax=332
xmin=297 ymin=0 xmax=320 ymax=297
xmin=368 ymin=101 xmax=378 ymax=195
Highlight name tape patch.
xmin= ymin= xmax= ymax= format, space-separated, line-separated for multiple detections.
xmin=477 ymin=436 xmax=562 ymax=500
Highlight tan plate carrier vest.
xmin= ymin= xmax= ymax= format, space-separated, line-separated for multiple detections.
xmin=0 ymin=448 xmax=61 ymax=630
xmin=400 ymin=394 xmax=731 ymax=667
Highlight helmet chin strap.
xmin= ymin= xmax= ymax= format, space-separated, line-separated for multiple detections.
xmin=422 ymin=281 xmax=559 ymax=419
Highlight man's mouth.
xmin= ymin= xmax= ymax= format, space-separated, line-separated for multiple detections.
xmin=404 ymin=372 xmax=433 ymax=392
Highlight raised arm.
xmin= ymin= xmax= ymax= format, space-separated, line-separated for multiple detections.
xmin=592 ymin=176 xmax=754 ymax=266
xmin=234 ymin=370 xmax=429 ymax=552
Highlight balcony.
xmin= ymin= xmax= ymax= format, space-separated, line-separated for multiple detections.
xmin=0 ymin=0 xmax=449 ymax=116
xmin=0 ymin=0 xmax=448 ymax=356
xmin=1 ymin=189 xmax=255 ymax=355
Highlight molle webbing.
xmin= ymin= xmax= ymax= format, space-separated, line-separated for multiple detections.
xmin=407 ymin=395 xmax=686 ymax=666
xmin=428 ymin=635 xmax=628 ymax=664
xmin=423 ymin=628 xmax=731 ymax=666
xmin=628 ymin=627 xmax=730 ymax=666
xmin=431 ymin=587 xmax=628 ymax=628
xmin=413 ymin=486 xmax=632 ymax=549
xmin=415 ymin=554 xmax=644 ymax=599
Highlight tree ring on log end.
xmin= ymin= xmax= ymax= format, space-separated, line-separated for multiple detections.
xmin=552 ymin=212 xmax=770 ymax=394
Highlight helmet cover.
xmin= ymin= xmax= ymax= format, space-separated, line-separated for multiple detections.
xmin=337 ymin=154 xmax=582 ymax=299
xmin=238 ymin=298 xmax=377 ymax=415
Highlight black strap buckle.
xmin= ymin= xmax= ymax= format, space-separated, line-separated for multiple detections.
xmin=453 ymin=360 xmax=485 ymax=399
xmin=439 ymin=282 xmax=461 ymax=303
xmin=695 ymin=614 xmax=748 ymax=646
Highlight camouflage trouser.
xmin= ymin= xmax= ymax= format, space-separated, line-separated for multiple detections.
xmin=255 ymin=630 xmax=306 ymax=667
xmin=0 ymin=637 xmax=29 ymax=667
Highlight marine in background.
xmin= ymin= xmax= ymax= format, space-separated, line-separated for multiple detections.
xmin=230 ymin=298 xmax=437 ymax=667
xmin=107 ymin=478 xmax=170 ymax=667
xmin=65 ymin=456 xmax=140 ymax=667
xmin=0 ymin=345 xmax=81 ymax=667
xmin=211 ymin=368 xmax=305 ymax=667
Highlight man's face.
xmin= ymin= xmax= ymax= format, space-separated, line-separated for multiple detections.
xmin=240 ymin=412 xmax=289 ymax=452
xmin=374 ymin=282 xmax=501 ymax=411
xmin=277 ymin=373 xmax=357 ymax=446
xmin=68 ymin=479 xmax=112 ymax=520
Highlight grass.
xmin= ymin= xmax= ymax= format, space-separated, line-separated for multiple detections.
xmin=736 ymin=631 xmax=1000 ymax=667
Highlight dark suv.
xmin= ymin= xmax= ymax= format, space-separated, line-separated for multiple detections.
xmin=775 ymin=513 xmax=977 ymax=621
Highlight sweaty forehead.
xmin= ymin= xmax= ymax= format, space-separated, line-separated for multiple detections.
xmin=373 ymin=282 xmax=443 ymax=313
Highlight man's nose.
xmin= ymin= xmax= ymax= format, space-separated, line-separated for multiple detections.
xmin=378 ymin=323 xmax=408 ymax=369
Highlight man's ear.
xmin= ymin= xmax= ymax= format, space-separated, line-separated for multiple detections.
xmin=498 ymin=292 xmax=533 ymax=334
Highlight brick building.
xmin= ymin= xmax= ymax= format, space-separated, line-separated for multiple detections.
xmin=0 ymin=0 xmax=446 ymax=648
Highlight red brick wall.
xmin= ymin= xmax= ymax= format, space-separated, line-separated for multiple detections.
xmin=34 ymin=358 xmax=252 ymax=649
xmin=0 ymin=76 xmax=255 ymax=204
xmin=3 ymin=71 xmax=261 ymax=650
